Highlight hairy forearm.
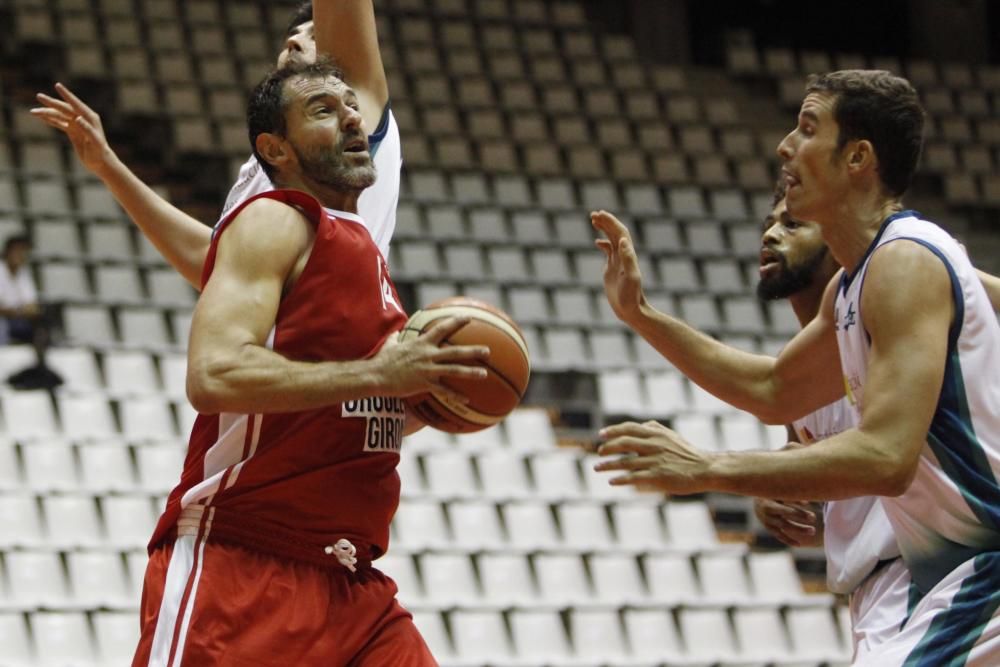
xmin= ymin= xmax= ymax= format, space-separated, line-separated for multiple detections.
xmin=708 ymin=429 xmax=911 ymax=500
xmin=188 ymin=344 xmax=388 ymax=415
xmin=95 ymin=154 xmax=211 ymax=288
xmin=628 ymin=303 xmax=783 ymax=422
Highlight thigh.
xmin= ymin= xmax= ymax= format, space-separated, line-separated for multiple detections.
xmin=350 ymin=600 xmax=438 ymax=667
xmin=850 ymin=559 xmax=912 ymax=662
xmin=855 ymin=553 xmax=1000 ymax=667
xmin=131 ymin=544 xmax=173 ymax=667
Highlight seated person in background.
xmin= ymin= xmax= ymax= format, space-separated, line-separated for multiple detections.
xmin=0 ymin=234 xmax=61 ymax=389
xmin=0 ymin=235 xmax=41 ymax=345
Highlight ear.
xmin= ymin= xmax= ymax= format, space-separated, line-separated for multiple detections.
xmin=255 ymin=132 xmax=291 ymax=172
xmin=847 ymin=139 xmax=876 ymax=174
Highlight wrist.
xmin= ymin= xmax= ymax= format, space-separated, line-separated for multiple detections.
xmin=357 ymin=356 xmax=393 ymax=397
xmin=93 ymin=149 xmax=123 ymax=180
xmin=702 ymin=452 xmax=730 ymax=493
xmin=622 ymin=297 xmax=656 ymax=331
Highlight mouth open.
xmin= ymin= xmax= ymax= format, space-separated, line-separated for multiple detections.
xmin=759 ymin=248 xmax=781 ymax=275
xmin=344 ymin=138 xmax=369 ymax=154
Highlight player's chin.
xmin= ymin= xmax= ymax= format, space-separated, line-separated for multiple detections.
xmin=345 ymin=164 xmax=377 ymax=190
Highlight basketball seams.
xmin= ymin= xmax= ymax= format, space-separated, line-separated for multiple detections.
xmin=399 ymin=309 xmax=530 ymax=397
xmin=401 ymin=299 xmax=530 ymax=433
xmin=405 ymin=305 xmax=530 ymax=361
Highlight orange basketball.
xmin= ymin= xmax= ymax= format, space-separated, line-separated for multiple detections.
xmin=400 ymin=297 xmax=530 ymax=433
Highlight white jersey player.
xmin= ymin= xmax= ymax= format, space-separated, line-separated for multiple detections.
xmin=836 ymin=212 xmax=1000 ymax=665
xmin=754 ymin=192 xmax=910 ymax=661
xmin=592 ymin=70 xmax=1000 ymax=666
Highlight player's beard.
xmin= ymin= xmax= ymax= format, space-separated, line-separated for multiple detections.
xmin=291 ymin=138 xmax=377 ymax=192
xmin=756 ymin=246 xmax=830 ymax=300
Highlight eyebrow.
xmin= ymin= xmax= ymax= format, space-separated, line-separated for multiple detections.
xmin=305 ymin=92 xmax=333 ymax=107
xmin=304 ymin=89 xmax=358 ymax=109
xmin=800 ymin=110 xmax=819 ymax=123
xmin=780 ymin=210 xmax=803 ymax=225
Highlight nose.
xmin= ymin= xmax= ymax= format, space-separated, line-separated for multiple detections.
xmin=342 ymin=105 xmax=364 ymax=132
xmin=762 ymin=221 xmax=782 ymax=245
xmin=776 ymin=131 xmax=794 ymax=161
xmin=285 ymin=33 xmax=305 ymax=54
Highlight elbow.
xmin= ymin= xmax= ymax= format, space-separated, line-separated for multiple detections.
xmin=756 ymin=407 xmax=790 ymax=426
xmin=878 ymin=463 xmax=917 ymax=497
xmin=186 ymin=359 xmax=233 ymax=414
xmin=868 ymin=445 xmax=919 ymax=497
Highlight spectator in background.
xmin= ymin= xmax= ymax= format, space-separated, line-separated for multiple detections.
xmin=0 ymin=234 xmax=61 ymax=389
xmin=0 ymin=235 xmax=41 ymax=345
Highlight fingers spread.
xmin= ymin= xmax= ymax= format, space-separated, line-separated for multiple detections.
xmin=35 ymin=92 xmax=74 ymax=115
xmin=436 ymin=362 xmax=488 ymax=381
xmin=423 ymin=316 xmax=470 ymax=345
xmin=594 ymin=239 xmax=613 ymax=260
xmin=55 ymin=82 xmax=96 ymax=120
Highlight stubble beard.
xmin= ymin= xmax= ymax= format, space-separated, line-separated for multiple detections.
xmin=292 ymin=141 xmax=377 ymax=193
xmin=756 ymin=246 xmax=830 ymax=301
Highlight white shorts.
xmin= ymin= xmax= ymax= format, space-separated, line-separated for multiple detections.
xmin=849 ymin=558 xmax=911 ymax=663
xmin=853 ymin=552 xmax=1000 ymax=666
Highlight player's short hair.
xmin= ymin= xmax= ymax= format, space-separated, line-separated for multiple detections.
xmin=247 ymin=59 xmax=346 ymax=181
xmin=805 ymin=70 xmax=924 ymax=198
xmin=286 ymin=1 xmax=312 ymax=36
xmin=3 ymin=234 xmax=31 ymax=256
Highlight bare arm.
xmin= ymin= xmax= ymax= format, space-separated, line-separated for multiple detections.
xmin=597 ymin=241 xmax=952 ymax=500
xmin=313 ymin=0 xmax=389 ymax=132
xmin=32 ymin=84 xmax=210 ymax=288
xmin=592 ymin=210 xmax=843 ymax=424
xmin=977 ymin=269 xmax=1000 ymax=312
xmin=187 ymin=198 xmax=489 ymax=415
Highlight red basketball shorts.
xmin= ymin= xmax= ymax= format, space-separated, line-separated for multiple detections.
xmin=131 ymin=536 xmax=437 ymax=666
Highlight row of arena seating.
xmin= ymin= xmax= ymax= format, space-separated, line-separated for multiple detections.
xmin=1 ymin=605 xmax=850 ymax=667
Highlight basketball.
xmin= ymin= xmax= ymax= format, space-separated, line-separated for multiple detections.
xmin=400 ymin=297 xmax=530 ymax=433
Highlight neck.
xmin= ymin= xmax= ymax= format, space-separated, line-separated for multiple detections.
xmin=275 ymin=174 xmax=361 ymax=213
xmin=815 ymin=189 xmax=902 ymax=276
xmin=788 ymin=283 xmax=826 ymax=327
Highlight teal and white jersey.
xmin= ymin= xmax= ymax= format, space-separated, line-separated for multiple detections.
xmin=835 ymin=210 xmax=1000 ymax=594
xmin=793 ymin=397 xmax=900 ymax=594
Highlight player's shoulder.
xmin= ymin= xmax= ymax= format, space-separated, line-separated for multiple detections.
xmin=868 ymin=235 xmax=951 ymax=275
xmin=861 ymin=239 xmax=953 ymax=323
xmin=224 ymin=195 xmax=314 ymax=253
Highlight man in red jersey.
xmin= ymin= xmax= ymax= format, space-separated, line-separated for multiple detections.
xmin=131 ymin=60 xmax=486 ymax=667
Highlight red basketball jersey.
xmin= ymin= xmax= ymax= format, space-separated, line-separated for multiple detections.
xmin=148 ymin=190 xmax=408 ymax=565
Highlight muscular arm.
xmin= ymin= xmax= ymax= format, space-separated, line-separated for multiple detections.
xmin=593 ymin=210 xmax=843 ymax=424
xmin=313 ymin=0 xmax=389 ymax=132
xmin=187 ymin=199 xmax=487 ymax=415
xmin=33 ymin=84 xmax=210 ymax=288
xmin=707 ymin=241 xmax=952 ymax=499
xmin=977 ymin=269 xmax=1000 ymax=312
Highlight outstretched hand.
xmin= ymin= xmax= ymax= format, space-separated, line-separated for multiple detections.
xmin=31 ymin=83 xmax=116 ymax=176
xmin=373 ymin=316 xmax=490 ymax=405
xmin=594 ymin=420 xmax=715 ymax=495
xmin=591 ymin=210 xmax=646 ymax=324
